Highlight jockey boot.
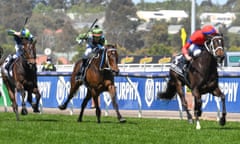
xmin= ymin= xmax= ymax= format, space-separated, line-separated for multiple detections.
xmin=76 ymin=58 xmax=88 ymax=81
xmin=99 ymin=49 xmax=105 ymax=71
xmin=5 ymin=56 xmax=13 ymax=71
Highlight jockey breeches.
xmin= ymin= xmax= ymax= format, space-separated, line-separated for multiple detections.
xmin=188 ymin=44 xmax=202 ymax=57
xmin=83 ymin=47 xmax=93 ymax=59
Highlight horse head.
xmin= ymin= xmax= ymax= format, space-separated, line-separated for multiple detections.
xmin=205 ymin=33 xmax=225 ymax=64
xmin=104 ymin=44 xmax=119 ymax=75
xmin=22 ymin=39 xmax=37 ymax=66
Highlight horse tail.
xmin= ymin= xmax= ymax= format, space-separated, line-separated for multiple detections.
xmin=157 ymin=80 xmax=177 ymax=100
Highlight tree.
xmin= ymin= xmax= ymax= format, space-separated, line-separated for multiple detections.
xmin=0 ymin=0 xmax=34 ymax=55
xmin=104 ymin=0 xmax=139 ymax=51
xmin=143 ymin=22 xmax=168 ymax=47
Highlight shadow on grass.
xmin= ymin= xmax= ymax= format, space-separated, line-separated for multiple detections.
xmin=77 ymin=119 xmax=138 ymax=125
xmin=206 ymin=126 xmax=240 ymax=130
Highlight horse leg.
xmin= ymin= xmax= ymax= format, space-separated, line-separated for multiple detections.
xmin=78 ymin=89 xmax=92 ymax=122
xmin=93 ymin=94 xmax=101 ymax=123
xmin=31 ymin=88 xmax=41 ymax=113
xmin=19 ymin=88 xmax=28 ymax=115
xmin=176 ymin=85 xmax=193 ymax=124
xmin=109 ymin=85 xmax=126 ymax=123
xmin=58 ymin=80 xmax=81 ymax=110
xmin=7 ymin=87 xmax=19 ymax=120
xmin=27 ymin=90 xmax=32 ymax=104
xmin=192 ymin=89 xmax=202 ymax=130
xmin=213 ymin=87 xmax=226 ymax=126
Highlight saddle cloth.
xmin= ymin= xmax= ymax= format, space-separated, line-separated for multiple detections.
xmin=170 ymin=54 xmax=184 ymax=77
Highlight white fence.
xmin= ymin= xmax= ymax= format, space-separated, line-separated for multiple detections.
xmin=37 ymin=63 xmax=240 ymax=73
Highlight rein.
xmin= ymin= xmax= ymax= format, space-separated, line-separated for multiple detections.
xmin=22 ymin=41 xmax=37 ymax=65
xmin=103 ymin=48 xmax=117 ymax=70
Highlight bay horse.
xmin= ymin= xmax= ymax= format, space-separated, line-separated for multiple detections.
xmin=1 ymin=39 xmax=41 ymax=120
xmin=158 ymin=34 xmax=226 ymax=129
xmin=58 ymin=44 xmax=126 ymax=123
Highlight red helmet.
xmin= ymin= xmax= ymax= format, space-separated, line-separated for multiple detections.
xmin=201 ymin=25 xmax=217 ymax=35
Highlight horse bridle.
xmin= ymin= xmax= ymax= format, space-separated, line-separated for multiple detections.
xmin=22 ymin=40 xmax=36 ymax=66
xmin=104 ymin=47 xmax=118 ymax=71
xmin=204 ymin=35 xmax=224 ymax=57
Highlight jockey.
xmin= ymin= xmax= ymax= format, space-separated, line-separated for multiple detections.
xmin=4 ymin=28 xmax=34 ymax=71
xmin=42 ymin=57 xmax=56 ymax=72
xmin=75 ymin=25 xmax=107 ymax=80
xmin=182 ymin=25 xmax=218 ymax=68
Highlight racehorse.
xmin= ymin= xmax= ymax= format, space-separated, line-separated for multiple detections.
xmin=58 ymin=44 xmax=126 ymax=123
xmin=157 ymin=34 xmax=226 ymax=129
xmin=1 ymin=39 xmax=41 ymax=120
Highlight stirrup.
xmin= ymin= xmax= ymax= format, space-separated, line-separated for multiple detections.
xmin=5 ymin=62 xmax=11 ymax=71
xmin=76 ymin=72 xmax=85 ymax=81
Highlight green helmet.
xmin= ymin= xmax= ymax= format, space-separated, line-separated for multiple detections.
xmin=92 ymin=27 xmax=103 ymax=37
xmin=21 ymin=28 xmax=31 ymax=38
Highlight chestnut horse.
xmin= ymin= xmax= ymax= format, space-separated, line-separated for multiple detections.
xmin=158 ymin=34 xmax=226 ymax=129
xmin=58 ymin=44 xmax=126 ymax=123
xmin=1 ymin=39 xmax=41 ymax=120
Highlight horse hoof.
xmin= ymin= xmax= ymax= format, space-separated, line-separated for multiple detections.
xmin=21 ymin=108 xmax=28 ymax=115
xmin=119 ymin=118 xmax=127 ymax=123
xmin=32 ymin=104 xmax=40 ymax=113
xmin=219 ymin=117 xmax=226 ymax=126
xmin=58 ymin=105 xmax=67 ymax=110
xmin=33 ymin=109 xmax=40 ymax=113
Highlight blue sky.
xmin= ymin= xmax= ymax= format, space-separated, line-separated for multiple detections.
xmin=132 ymin=0 xmax=228 ymax=5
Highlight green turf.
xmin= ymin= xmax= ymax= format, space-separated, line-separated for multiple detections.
xmin=0 ymin=112 xmax=239 ymax=144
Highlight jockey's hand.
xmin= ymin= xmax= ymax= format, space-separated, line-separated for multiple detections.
xmin=184 ymin=54 xmax=192 ymax=61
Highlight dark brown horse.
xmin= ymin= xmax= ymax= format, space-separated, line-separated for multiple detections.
xmin=59 ymin=44 xmax=126 ymax=123
xmin=158 ymin=34 xmax=226 ymax=129
xmin=1 ymin=39 xmax=41 ymax=120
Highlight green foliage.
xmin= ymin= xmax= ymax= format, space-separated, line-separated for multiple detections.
xmin=69 ymin=3 xmax=106 ymax=13
xmin=226 ymin=33 xmax=240 ymax=48
xmin=1 ymin=43 xmax=15 ymax=56
xmin=143 ymin=22 xmax=168 ymax=48
xmin=104 ymin=0 xmax=139 ymax=51
xmin=32 ymin=3 xmax=53 ymax=14
xmin=228 ymin=46 xmax=240 ymax=51
xmin=0 ymin=112 xmax=240 ymax=144
xmin=71 ymin=44 xmax=85 ymax=62
xmin=148 ymin=43 xmax=173 ymax=55
xmin=0 ymin=0 xmax=240 ymax=61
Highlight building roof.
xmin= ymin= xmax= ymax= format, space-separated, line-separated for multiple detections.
xmin=228 ymin=26 xmax=240 ymax=34
xmin=137 ymin=10 xmax=188 ymax=22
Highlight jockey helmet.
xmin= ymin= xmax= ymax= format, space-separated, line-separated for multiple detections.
xmin=21 ymin=28 xmax=31 ymax=39
xmin=47 ymin=56 xmax=52 ymax=62
xmin=201 ymin=25 xmax=217 ymax=35
xmin=92 ymin=27 xmax=103 ymax=37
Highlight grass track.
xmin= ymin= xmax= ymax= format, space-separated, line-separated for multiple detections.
xmin=0 ymin=112 xmax=240 ymax=144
